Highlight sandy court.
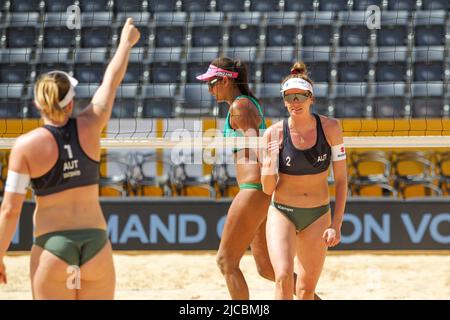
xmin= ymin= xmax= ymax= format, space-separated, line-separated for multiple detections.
xmin=1 ymin=252 xmax=449 ymax=300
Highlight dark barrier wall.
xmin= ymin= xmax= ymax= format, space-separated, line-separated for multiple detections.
xmin=7 ymin=198 xmax=450 ymax=251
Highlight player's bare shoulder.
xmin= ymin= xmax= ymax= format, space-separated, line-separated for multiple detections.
xmin=319 ymin=115 xmax=342 ymax=137
xmin=13 ymin=127 xmax=54 ymax=155
xmin=263 ymin=120 xmax=283 ymax=141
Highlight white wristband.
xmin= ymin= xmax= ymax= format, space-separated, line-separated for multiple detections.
xmin=331 ymin=144 xmax=346 ymax=162
xmin=5 ymin=170 xmax=30 ymax=194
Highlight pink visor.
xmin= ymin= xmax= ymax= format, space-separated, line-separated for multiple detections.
xmin=196 ymin=64 xmax=239 ymax=81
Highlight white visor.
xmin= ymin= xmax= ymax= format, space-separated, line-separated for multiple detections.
xmin=35 ymin=71 xmax=79 ymax=109
xmin=280 ymin=78 xmax=313 ymax=95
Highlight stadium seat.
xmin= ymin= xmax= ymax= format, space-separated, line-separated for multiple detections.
xmin=392 ymin=151 xmax=442 ymax=198
xmin=45 ymin=0 xmax=76 ymax=12
xmin=421 ymin=0 xmax=449 ymax=10
xmin=336 ymin=47 xmax=369 ymax=82
xmin=149 ymin=47 xmax=182 ymax=83
xmin=388 ymin=0 xmax=417 ymax=10
xmin=114 ymin=0 xmax=146 ymax=12
xmin=182 ymin=0 xmax=211 ymax=12
xmin=299 ymin=46 xmax=332 ymax=83
xmin=186 ymin=47 xmax=220 ymax=83
xmin=262 ymin=47 xmax=295 ymax=83
xmin=215 ymin=0 xmax=246 ymax=12
xmin=352 ymin=0 xmax=383 ymax=10
xmin=250 ymin=0 xmax=280 ymax=12
xmin=375 ymin=47 xmax=408 ymax=82
xmin=10 ymin=0 xmax=41 ymax=12
xmin=148 ymin=0 xmax=178 ymax=12
xmin=35 ymin=48 xmax=73 ymax=77
xmin=6 ymin=13 xmax=40 ymax=48
xmin=228 ymin=12 xmax=261 ymax=47
xmin=80 ymin=12 xmax=114 ymax=48
xmin=319 ymin=0 xmax=350 ymax=11
xmin=116 ymin=13 xmax=151 ymax=48
xmin=0 ymin=84 xmax=23 ymax=118
xmin=141 ymin=84 xmax=177 ymax=118
xmin=349 ymin=151 xmax=397 ymax=197
xmin=411 ymin=82 xmax=444 ymax=118
xmin=256 ymin=83 xmax=287 ymax=118
xmin=178 ymin=84 xmax=215 ymax=116
xmin=284 ymin=0 xmax=314 ymax=11
xmin=74 ymin=49 xmax=107 ymax=83
xmin=112 ymin=85 xmax=139 ymax=118
xmin=413 ymin=11 xmax=446 ymax=46
xmin=372 ymin=83 xmax=407 ymax=118
xmin=154 ymin=12 xmax=188 ymax=48
xmin=0 ymin=48 xmax=32 ymax=83
xmin=310 ymin=83 xmax=330 ymax=116
xmin=377 ymin=12 xmax=410 ymax=47
xmin=334 ymin=83 xmax=368 ymax=118
xmin=338 ymin=12 xmax=372 ymax=47
xmin=301 ymin=12 xmax=334 ymax=46
xmin=190 ymin=12 xmax=224 ymax=47
xmin=133 ymin=152 xmax=173 ymax=196
xmin=73 ymin=84 xmax=98 ymax=113
xmin=222 ymin=47 xmax=257 ymax=82
xmin=79 ymin=0 xmax=111 ymax=12
xmin=412 ymin=46 xmax=445 ymax=81
xmin=43 ymin=13 xmax=77 ymax=48
xmin=266 ymin=12 xmax=299 ymax=47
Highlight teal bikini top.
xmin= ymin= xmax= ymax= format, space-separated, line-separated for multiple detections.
xmin=223 ymin=95 xmax=266 ymax=152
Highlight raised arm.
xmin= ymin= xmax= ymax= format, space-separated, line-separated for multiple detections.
xmin=0 ymin=139 xmax=30 ymax=284
xmin=80 ymin=18 xmax=141 ymax=133
xmin=260 ymin=126 xmax=282 ymax=196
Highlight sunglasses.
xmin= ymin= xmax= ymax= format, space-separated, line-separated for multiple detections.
xmin=283 ymin=93 xmax=312 ymax=103
xmin=207 ymin=78 xmax=222 ymax=89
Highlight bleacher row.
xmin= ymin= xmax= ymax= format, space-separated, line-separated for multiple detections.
xmin=0 ymin=0 xmax=449 ymax=118
xmin=1 ymin=149 xmax=449 ymax=198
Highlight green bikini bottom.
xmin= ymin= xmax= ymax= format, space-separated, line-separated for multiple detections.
xmin=271 ymin=202 xmax=330 ymax=231
xmin=239 ymin=183 xmax=263 ymax=190
xmin=34 ymin=229 xmax=108 ymax=266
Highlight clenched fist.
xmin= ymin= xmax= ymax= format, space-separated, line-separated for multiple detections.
xmin=120 ymin=18 xmax=141 ymax=48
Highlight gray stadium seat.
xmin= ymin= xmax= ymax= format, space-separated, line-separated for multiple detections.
xmin=411 ymin=82 xmax=444 ymax=118
xmin=35 ymin=48 xmax=72 ymax=76
xmin=79 ymin=0 xmax=111 ymax=12
xmin=352 ymin=0 xmax=383 ymax=10
xmin=148 ymin=47 xmax=183 ymax=83
xmin=228 ymin=12 xmax=262 ymax=47
xmin=311 ymin=83 xmax=330 ymax=116
xmin=284 ymin=0 xmax=314 ymax=11
xmin=215 ymin=0 xmax=246 ymax=12
xmin=45 ymin=0 xmax=76 ymax=12
xmin=421 ymin=0 xmax=449 ymax=10
xmin=112 ymin=85 xmax=139 ymax=118
xmin=182 ymin=0 xmax=211 ymax=12
xmin=339 ymin=11 xmax=372 ymax=47
xmin=6 ymin=13 xmax=40 ymax=48
xmin=250 ymin=0 xmax=280 ymax=12
xmin=186 ymin=47 xmax=220 ymax=83
xmin=319 ymin=0 xmax=350 ymax=11
xmin=375 ymin=47 xmax=408 ymax=82
xmin=413 ymin=11 xmax=446 ymax=46
xmin=266 ymin=12 xmax=299 ymax=47
xmin=190 ymin=12 xmax=225 ymax=47
xmin=10 ymin=0 xmax=41 ymax=12
xmin=372 ymin=83 xmax=407 ymax=118
xmin=114 ymin=0 xmax=146 ymax=12
xmin=412 ymin=46 xmax=445 ymax=81
xmin=154 ymin=12 xmax=188 ymax=48
xmin=334 ymin=83 xmax=368 ymax=118
xmin=336 ymin=47 xmax=369 ymax=83
xmin=377 ymin=11 xmax=410 ymax=47
xmin=299 ymin=46 xmax=332 ymax=83
xmin=149 ymin=0 xmax=178 ymax=12
xmin=0 ymin=48 xmax=32 ymax=83
xmin=141 ymin=84 xmax=177 ymax=118
xmin=178 ymin=84 xmax=215 ymax=116
xmin=262 ymin=47 xmax=295 ymax=83
xmin=43 ymin=13 xmax=77 ymax=48
xmin=74 ymin=48 xmax=107 ymax=83
xmin=388 ymin=0 xmax=417 ymax=10
xmin=0 ymin=84 xmax=24 ymax=118
xmin=301 ymin=12 xmax=335 ymax=46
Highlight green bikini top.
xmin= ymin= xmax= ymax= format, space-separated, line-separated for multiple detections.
xmin=223 ymin=95 xmax=267 ymax=138
xmin=223 ymin=95 xmax=266 ymax=153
